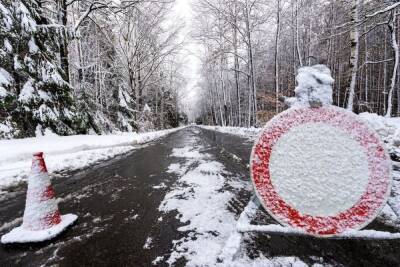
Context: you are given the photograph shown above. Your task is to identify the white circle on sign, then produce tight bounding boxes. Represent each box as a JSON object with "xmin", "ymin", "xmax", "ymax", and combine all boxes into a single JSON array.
[{"xmin": 269, "ymin": 122, "xmax": 370, "ymax": 217}]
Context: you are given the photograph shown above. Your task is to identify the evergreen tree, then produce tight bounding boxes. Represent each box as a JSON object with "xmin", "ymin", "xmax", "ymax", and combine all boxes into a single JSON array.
[
  {"xmin": 116, "ymin": 86, "xmax": 137, "ymax": 132},
  {"xmin": 0, "ymin": 0, "xmax": 88, "ymax": 138}
]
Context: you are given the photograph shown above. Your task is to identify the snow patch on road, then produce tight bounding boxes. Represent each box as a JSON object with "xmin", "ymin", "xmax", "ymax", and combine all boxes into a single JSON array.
[
  {"xmin": 143, "ymin": 236, "xmax": 153, "ymax": 249},
  {"xmin": 153, "ymin": 182, "xmax": 167, "ymax": 189},
  {"xmin": 167, "ymin": 163, "xmax": 183, "ymax": 174},
  {"xmin": 0, "ymin": 217, "xmax": 22, "ymax": 232},
  {"xmin": 159, "ymin": 145, "xmax": 237, "ymax": 265},
  {"xmin": 152, "ymin": 256, "xmax": 164, "ymax": 265},
  {"xmin": 159, "ymin": 140, "xmax": 309, "ymax": 266},
  {"xmin": 171, "ymin": 146, "xmax": 203, "ymax": 159},
  {"xmin": 231, "ymin": 255, "xmax": 309, "ymax": 267}
]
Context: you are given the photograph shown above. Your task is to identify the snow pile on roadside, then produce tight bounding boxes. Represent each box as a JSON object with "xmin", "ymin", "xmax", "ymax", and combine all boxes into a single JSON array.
[
  {"xmin": 354, "ymin": 114, "xmax": 400, "ymax": 228},
  {"xmin": 199, "ymin": 125, "xmax": 261, "ymax": 141},
  {"xmin": 0, "ymin": 127, "xmax": 182, "ymax": 192},
  {"xmin": 359, "ymin": 113, "xmax": 400, "ymax": 156}
]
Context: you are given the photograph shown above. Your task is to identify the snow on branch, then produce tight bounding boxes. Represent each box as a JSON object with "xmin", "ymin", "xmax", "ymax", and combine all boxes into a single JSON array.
[
  {"xmin": 333, "ymin": 2, "xmax": 399, "ymax": 30},
  {"xmin": 365, "ymin": 2, "xmax": 400, "ymax": 19},
  {"xmin": 73, "ymin": 1, "xmax": 113, "ymax": 33},
  {"xmin": 37, "ymin": 24, "xmax": 66, "ymax": 29},
  {"xmin": 358, "ymin": 58, "xmax": 394, "ymax": 71},
  {"xmin": 73, "ymin": 0, "xmax": 148, "ymax": 33}
]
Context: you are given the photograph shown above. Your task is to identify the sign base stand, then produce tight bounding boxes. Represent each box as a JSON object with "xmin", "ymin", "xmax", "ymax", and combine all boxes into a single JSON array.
[{"xmin": 218, "ymin": 195, "xmax": 400, "ymax": 263}]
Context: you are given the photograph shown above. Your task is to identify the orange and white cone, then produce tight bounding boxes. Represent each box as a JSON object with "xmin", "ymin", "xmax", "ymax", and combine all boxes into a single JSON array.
[{"xmin": 1, "ymin": 152, "xmax": 77, "ymax": 244}]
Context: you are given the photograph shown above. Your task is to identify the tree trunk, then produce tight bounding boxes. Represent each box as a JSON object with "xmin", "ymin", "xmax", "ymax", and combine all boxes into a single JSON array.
[
  {"xmin": 274, "ymin": 0, "xmax": 281, "ymax": 114},
  {"xmin": 347, "ymin": 0, "xmax": 362, "ymax": 111},
  {"xmin": 386, "ymin": 11, "xmax": 399, "ymax": 117},
  {"xmin": 383, "ymin": 30, "xmax": 388, "ymax": 113},
  {"xmin": 233, "ymin": 1, "xmax": 241, "ymax": 126},
  {"xmin": 245, "ymin": 0, "xmax": 256, "ymax": 126},
  {"xmin": 295, "ymin": 0, "xmax": 303, "ymax": 67},
  {"xmin": 57, "ymin": 0, "xmax": 69, "ymax": 82},
  {"xmin": 364, "ymin": 25, "xmax": 368, "ymax": 104},
  {"xmin": 161, "ymin": 90, "xmax": 164, "ymax": 128}
]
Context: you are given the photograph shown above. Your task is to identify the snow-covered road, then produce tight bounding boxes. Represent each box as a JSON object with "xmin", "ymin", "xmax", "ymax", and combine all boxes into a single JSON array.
[{"xmin": 1, "ymin": 127, "xmax": 400, "ymax": 266}]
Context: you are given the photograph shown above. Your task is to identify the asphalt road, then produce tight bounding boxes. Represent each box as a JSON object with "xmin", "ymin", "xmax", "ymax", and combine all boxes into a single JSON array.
[{"xmin": 0, "ymin": 127, "xmax": 400, "ymax": 266}]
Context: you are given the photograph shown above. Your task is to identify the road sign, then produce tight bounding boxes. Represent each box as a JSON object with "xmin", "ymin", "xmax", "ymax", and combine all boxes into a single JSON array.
[{"xmin": 250, "ymin": 106, "xmax": 392, "ymax": 237}]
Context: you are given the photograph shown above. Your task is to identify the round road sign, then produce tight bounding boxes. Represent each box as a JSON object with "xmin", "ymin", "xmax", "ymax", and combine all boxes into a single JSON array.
[{"xmin": 250, "ymin": 106, "xmax": 392, "ymax": 237}]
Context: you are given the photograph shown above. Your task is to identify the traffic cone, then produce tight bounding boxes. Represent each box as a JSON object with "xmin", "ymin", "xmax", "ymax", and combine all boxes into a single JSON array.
[{"xmin": 1, "ymin": 152, "xmax": 77, "ymax": 244}]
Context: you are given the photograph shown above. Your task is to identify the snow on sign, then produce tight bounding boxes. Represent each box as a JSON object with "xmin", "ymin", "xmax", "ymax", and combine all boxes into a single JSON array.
[{"xmin": 250, "ymin": 105, "xmax": 392, "ymax": 237}]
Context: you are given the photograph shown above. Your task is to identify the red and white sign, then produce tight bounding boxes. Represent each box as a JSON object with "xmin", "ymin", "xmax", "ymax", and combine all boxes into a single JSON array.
[{"xmin": 250, "ymin": 106, "xmax": 392, "ymax": 237}]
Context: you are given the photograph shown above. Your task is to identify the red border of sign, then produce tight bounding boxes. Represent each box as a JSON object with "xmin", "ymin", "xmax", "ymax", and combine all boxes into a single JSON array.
[{"xmin": 250, "ymin": 106, "xmax": 392, "ymax": 237}]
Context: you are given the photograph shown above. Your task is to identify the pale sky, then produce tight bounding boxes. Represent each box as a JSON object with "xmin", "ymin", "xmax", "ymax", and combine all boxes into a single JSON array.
[{"xmin": 171, "ymin": 0, "xmax": 202, "ymax": 121}]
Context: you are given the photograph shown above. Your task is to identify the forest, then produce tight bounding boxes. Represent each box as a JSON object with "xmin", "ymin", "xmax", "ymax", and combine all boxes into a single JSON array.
[
  {"xmin": 0, "ymin": 0, "xmax": 186, "ymax": 138},
  {"xmin": 193, "ymin": 0, "xmax": 400, "ymax": 127}
]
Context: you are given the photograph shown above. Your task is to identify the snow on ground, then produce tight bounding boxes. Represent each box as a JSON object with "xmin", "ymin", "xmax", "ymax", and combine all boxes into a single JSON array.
[
  {"xmin": 158, "ymin": 139, "xmax": 310, "ymax": 266},
  {"xmin": 354, "ymin": 113, "xmax": 400, "ymax": 227},
  {"xmin": 0, "ymin": 127, "xmax": 183, "ymax": 193},
  {"xmin": 360, "ymin": 113, "xmax": 400, "ymax": 156},
  {"xmin": 199, "ymin": 125, "xmax": 261, "ymax": 141},
  {"xmin": 1, "ymin": 214, "xmax": 77, "ymax": 244}
]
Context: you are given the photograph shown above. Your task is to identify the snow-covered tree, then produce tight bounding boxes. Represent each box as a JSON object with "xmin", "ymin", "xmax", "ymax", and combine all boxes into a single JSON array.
[
  {"xmin": 0, "ymin": 0, "xmax": 88, "ymax": 138},
  {"xmin": 65, "ymin": 0, "xmax": 184, "ymax": 133}
]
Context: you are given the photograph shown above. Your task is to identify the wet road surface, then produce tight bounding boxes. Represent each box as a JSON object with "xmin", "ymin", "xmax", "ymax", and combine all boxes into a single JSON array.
[{"xmin": 0, "ymin": 127, "xmax": 400, "ymax": 266}]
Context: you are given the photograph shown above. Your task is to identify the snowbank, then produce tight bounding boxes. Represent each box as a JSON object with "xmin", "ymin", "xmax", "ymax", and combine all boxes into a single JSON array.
[
  {"xmin": 0, "ymin": 127, "xmax": 183, "ymax": 192},
  {"xmin": 359, "ymin": 113, "xmax": 400, "ymax": 156},
  {"xmin": 199, "ymin": 125, "xmax": 261, "ymax": 141}
]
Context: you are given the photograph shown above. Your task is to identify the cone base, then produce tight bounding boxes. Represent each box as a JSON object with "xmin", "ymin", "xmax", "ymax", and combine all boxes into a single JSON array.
[{"xmin": 1, "ymin": 214, "xmax": 78, "ymax": 244}]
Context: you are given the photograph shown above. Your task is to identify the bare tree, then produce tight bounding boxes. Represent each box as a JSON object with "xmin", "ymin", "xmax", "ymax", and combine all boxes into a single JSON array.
[
  {"xmin": 386, "ymin": 10, "xmax": 399, "ymax": 117},
  {"xmin": 193, "ymin": 0, "xmax": 400, "ymax": 125}
]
